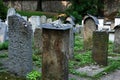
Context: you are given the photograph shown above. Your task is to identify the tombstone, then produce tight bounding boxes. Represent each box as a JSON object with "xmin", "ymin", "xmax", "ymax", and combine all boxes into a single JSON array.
[
  {"xmin": 83, "ymin": 15, "xmax": 98, "ymax": 50},
  {"xmin": 34, "ymin": 28, "xmax": 42, "ymax": 53},
  {"xmin": 113, "ymin": 25, "xmax": 120, "ymax": 53},
  {"xmin": 47, "ymin": 18, "xmax": 52, "ymax": 23},
  {"xmin": 0, "ymin": 22, "xmax": 7, "ymax": 43},
  {"xmin": 8, "ymin": 15, "xmax": 33, "ymax": 76},
  {"xmin": 92, "ymin": 31, "xmax": 108, "ymax": 66},
  {"xmin": 22, "ymin": 16, "xmax": 27, "ymax": 21},
  {"xmin": 6, "ymin": 8, "xmax": 16, "ymax": 25},
  {"xmin": 103, "ymin": 24, "xmax": 111, "ymax": 31},
  {"xmin": 40, "ymin": 15, "xmax": 47, "ymax": 24},
  {"xmin": 98, "ymin": 18, "xmax": 104, "ymax": 30},
  {"xmin": 114, "ymin": 17, "xmax": 120, "ymax": 27},
  {"xmin": 42, "ymin": 23, "xmax": 71, "ymax": 80},
  {"xmin": 28, "ymin": 16, "xmax": 41, "ymax": 32},
  {"xmin": 75, "ymin": 24, "xmax": 81, "ymax": 33}
]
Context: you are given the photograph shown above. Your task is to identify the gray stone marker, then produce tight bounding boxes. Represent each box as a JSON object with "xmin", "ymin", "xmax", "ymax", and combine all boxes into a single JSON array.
[
  {"xmin": 8, "ymin": 15, "xmax": 33, "ymax": 76},
  {"xmin": 83, "ymin": 15, "xmax": 98, "ymax": 50},
  {"xmin": 42, "ymin": 23, "xmax": 70, "ymax": 80},
  {"xmin": 40, "ymin": 15, "xmax": 47, "ymax": 24},
  {"xmin": 29, "ymin": 16, "xmax": 41, "ymax": 32},
  {"xmin": 0, "ymin": 22, "xmax": 7, "ymax": 43},
  {"xmin": 34, "ymin": 28, "xmax": 42, "ymax": 53},
  {"xmin": 6, "ymin": 8, "xmax": 16, "ymax": 25},
  {"xmin": 113, "ymin": 25, "xmax": 120, "ymax": 53},
  {"xmin": 47, "ymin": 18, "xmax": 52, "ymax": 23},
  {"xmin": 92, "ymin": 31, "xmax": 108, "ymax": 66}
]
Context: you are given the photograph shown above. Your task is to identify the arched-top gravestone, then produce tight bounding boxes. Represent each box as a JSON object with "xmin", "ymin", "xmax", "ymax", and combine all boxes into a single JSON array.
[
  {"xmin": 8, "ymin": 15, "xmax": 33, "ymax": 76},
  {"xmin": 83, "ymin": 14, "xmax": 98, "ymax": 50},
  {"xmin": 113, "ymin": 25, "xmax": 120, "ymax": 53}
]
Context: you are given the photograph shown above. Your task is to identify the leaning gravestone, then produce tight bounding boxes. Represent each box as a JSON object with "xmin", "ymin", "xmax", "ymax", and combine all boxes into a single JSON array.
[
  {"xmin": 29, "ymin": 16, "xmax": 41, "ymax": 32},
  {"xmin": 8, "ymin": 15, "xmax": 33, "ymax": 76},
  {"xmin": 42, "ymin": 23, "xmax": 71, "ymax": 80},
  {"xmin": 83, "ymin": 15, "xmax": 98, "ymax": 50},
  {"xmin": 92, "ymin": 31, "xmax": 108, "ymax": 66},
  {"xmin": 40, "ymin": 15, "xmax": 47, "ymax": 24},
  {"xmin": 0, "ymin": 21, "xmax": 7, "ymax": 43},
  {"xmin": 34, "ymin": 28, "xmax": 42, "ymax": 53},
  {"xmin": 113, "ymin": 25, "xmax": 120, "ymax": 53}
]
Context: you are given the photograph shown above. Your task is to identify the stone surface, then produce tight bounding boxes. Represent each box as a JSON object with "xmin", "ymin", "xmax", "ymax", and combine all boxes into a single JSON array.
[
  {"xmin": 76, "ymin": 65, "xmax": 105, "ymax": 76},
  {"xmin": 83, "ymin": 17, "xmax": 97, "ymax": 50},
  {"xmin": 6, "ymin": 8, "xmax": 16, "ymax": 25},
  {"xmin": 34, "ymin": 28, "xmax": 42, "ymax": 53},
  {"xmin": 8, "ymin": 15, "xmax": 33, "ymax": 76},
  {"xmin": 113, "ymin": 27, "xmax": 120, "ymax": 53},
  {"xmin": 92, "ymin": 31, "xmax": 109, "ymax": 66},
  {"xmin": 29, "ymin": 16, "xmax": 41, "ymax": 32},
  {"xmin": 47, "ymin": 18, "xmax": 52, "ymax": 23},
  {"xmin": 42, "ymin": 26, "xmax": 70, "ymax": 80},
  {"xmin": 40, "ymin": 15, "xmax": 47, "ymax": 24},
  {"xmin": 0, "ymin": 22, "xmax": 8, "ymax": 43}
]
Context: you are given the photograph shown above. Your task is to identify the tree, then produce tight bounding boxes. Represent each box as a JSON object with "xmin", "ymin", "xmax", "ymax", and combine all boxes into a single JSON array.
[
  {"xmin": 66, "ymin": 0, "xmax": 103, "ymax": 24},
  {"xmin": 0, "ymin": 0, "xmax": 7, "ymax": 20}
]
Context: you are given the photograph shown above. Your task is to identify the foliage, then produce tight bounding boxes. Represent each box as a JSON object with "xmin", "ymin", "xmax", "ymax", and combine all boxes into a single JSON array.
[
  {"xmin": 0, "ymin": 41, "xmax": 8, "ymax": 50},
  {"xmin": 0, "ymin": 0, "xmax": 7, "ymax": 20},
  {"xmin": 32, "ymin": 54, "xmax": 42, "ymax": 67},
  {"xmin": 74, "ymin": 34, "xmax": 84, "ymax": 51},
  {"xmin": 66, "ymin": 0, "xmax": 103, "ymax": 24},
  {"xmin": 0, "ymin": 53, "xmax": 8, "ymax": 58},
  {"xmin": 26, "ymin": 70, "xmax": 41, "ymax": 80}
]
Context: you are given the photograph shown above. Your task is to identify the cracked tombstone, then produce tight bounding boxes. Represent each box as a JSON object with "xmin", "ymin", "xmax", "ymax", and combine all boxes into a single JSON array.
[
  {"xmin": 8, "ymin": 15, "xmax": 33, "ymax": 76},
  {"xmin": 29, "ymin": 16, "xmax": 41, "ymax": 33},
  {"xmin": 113, "ymin": 25, "xmax": 120, "ymax": 53},
  {"xmin": 42, "ymin": 23, "xmax": 71, "ymax": 80},
  {"xmin": 83, "ymin": 15, "xmax": 98, "ymax": 50},
  {"xmin": 0, "ymin": 21, "xmax": 7, "ymax": 43},
  {"xmin": 92, "ymin": 31, "xmax": 109, "ymax": 66}
]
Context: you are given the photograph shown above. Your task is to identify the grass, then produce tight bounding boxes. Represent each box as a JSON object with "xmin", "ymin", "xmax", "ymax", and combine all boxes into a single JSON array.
[{"xmin": 17, "ymin": 10, "xmax": 60, "ymax": 20}]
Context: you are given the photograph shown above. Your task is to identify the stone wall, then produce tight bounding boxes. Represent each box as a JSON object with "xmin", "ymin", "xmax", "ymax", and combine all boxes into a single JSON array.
[{"xmin": 4, "ymin": 0, "xmax": 70, "ymax": 12}]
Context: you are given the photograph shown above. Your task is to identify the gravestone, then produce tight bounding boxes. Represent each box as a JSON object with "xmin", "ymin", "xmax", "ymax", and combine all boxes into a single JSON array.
[
  {"xmin": 6, "ymin": 8, "xmax": 16, "ymax": 25},
  {"xmin": 22, "ymin": 16, "xmax": 27, "ymax": 21},
  {"xmin": 92, "ymin": 31, "xmax": 108, "ymax": 66},
  {"xmin": 113, "ymin": 25, "xmax": 120, "ymax": 53},
  {"xmin": 98, "ymin": 18, "xmax": 104, "ymax": 30},
  {"xmin": 40, "ymin": 15, "xmax": 47, "ymax": 24},
  {"xmin": 29, "ymin": 16, "xmax": 41, "ymax": 32},
  {"xmin": 8, "ymin": 15, "xmax": 33, "ymax": 76},
  {"xmin": 83, "ymin": 15, "xmax": 98, "ymax": 50},
  {"xmin": 0, "ymin": 22, "xmax": 7, "ymax": 43},
  {"xmin": 42, "ymin": 23, "xmax": 70, "ymax": 80},
  {"xmin": 47, "ymin": 18, "xmax": 52, "ymax": 23},
  {"xmin": 114, "ymin": 17, "xmax": 120, "ymax": 27},
  {"xmin": 34, "ymin": 28, "xmax": 42, "ymax": 53}
]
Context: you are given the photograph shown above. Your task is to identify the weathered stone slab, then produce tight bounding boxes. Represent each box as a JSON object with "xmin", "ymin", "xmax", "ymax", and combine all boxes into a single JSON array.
[
  {"xmin": 113, "ymin": 25, "xmax": 120, "ymax": 53},
  {"xmin": 40, "ymin": 15, "xmax": 47, "ymax": 24},
  {"xmin": 92, "ymin": 31, "xmax": 108, "ymax": 66},
  {"xmin": 42, "ymin": 24, "xmax": 70, "ymax": 80},
  {"xmin": 34, "ymin": 28, "xmax": 42, "ymax": 53},
  {"xmin": 29, "ymin": 16, "xmax": 41, "ymax": 32},
  {"xmin": 0, "ymin": 22, "xmax": 7, "ymax": 43},
  {"xmin": 83, "ymin": 15, "xmax": 98, "ymax": 50},
  {"xmin": 8, "ymin": 15, "xmax": 33, "ymax": 76}
]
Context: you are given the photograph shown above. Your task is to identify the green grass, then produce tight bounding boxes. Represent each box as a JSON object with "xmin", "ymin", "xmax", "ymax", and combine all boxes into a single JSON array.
[
  {"xmin": 0, "ymin": 41, "xmax": 8, "ymax": 50},
  {"xmin": 17, "ymin": 10, "xmax": 59, "ymax": 19}
]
